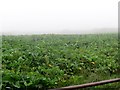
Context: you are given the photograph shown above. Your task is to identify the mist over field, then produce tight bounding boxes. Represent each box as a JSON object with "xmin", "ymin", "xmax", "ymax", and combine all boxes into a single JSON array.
[
  {"xmin": 59, "ymin": 28, "xmax": 118, "ymax": 34},
  {"xmin": 1, "ymin": 0, "xmax": 118, "ymax": 35},
  {"xmin": 2, "ymin": 28, "xmax": 118, "ymax": 35}
]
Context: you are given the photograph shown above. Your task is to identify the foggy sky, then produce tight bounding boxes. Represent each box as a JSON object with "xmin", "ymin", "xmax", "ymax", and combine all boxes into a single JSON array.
[{"xmin": 0, "ymin": 0, "xmax": 119, "ymax": 35}]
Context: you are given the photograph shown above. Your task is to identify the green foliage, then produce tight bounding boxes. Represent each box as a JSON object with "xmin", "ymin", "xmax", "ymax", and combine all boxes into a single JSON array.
[{"xmin": 2, "ymin": 34, "xmax": 120, "ymax": 89}]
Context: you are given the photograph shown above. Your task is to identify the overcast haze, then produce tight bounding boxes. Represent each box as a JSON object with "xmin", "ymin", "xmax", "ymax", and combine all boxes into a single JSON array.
[{"xmin": 0, "ymin": 0, "xmax": 119, "ymax": 35}]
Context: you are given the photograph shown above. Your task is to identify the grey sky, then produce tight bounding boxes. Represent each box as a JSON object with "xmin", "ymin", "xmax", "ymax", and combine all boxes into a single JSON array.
[{"xmin": 0, "ymin": 0, "xmax": 119, "ymax": 35}]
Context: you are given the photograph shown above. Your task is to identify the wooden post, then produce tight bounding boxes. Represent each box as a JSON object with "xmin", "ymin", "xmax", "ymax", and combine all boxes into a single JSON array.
[{"xmin": 49, "ymin": 78, "xmax": 120, "ymax": 90}]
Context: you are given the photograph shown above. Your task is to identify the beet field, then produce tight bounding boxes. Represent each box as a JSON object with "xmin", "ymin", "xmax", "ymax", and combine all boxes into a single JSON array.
[{"xmin": 2, "ymin": 33, "xmax": 120, "ymax": 89}]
